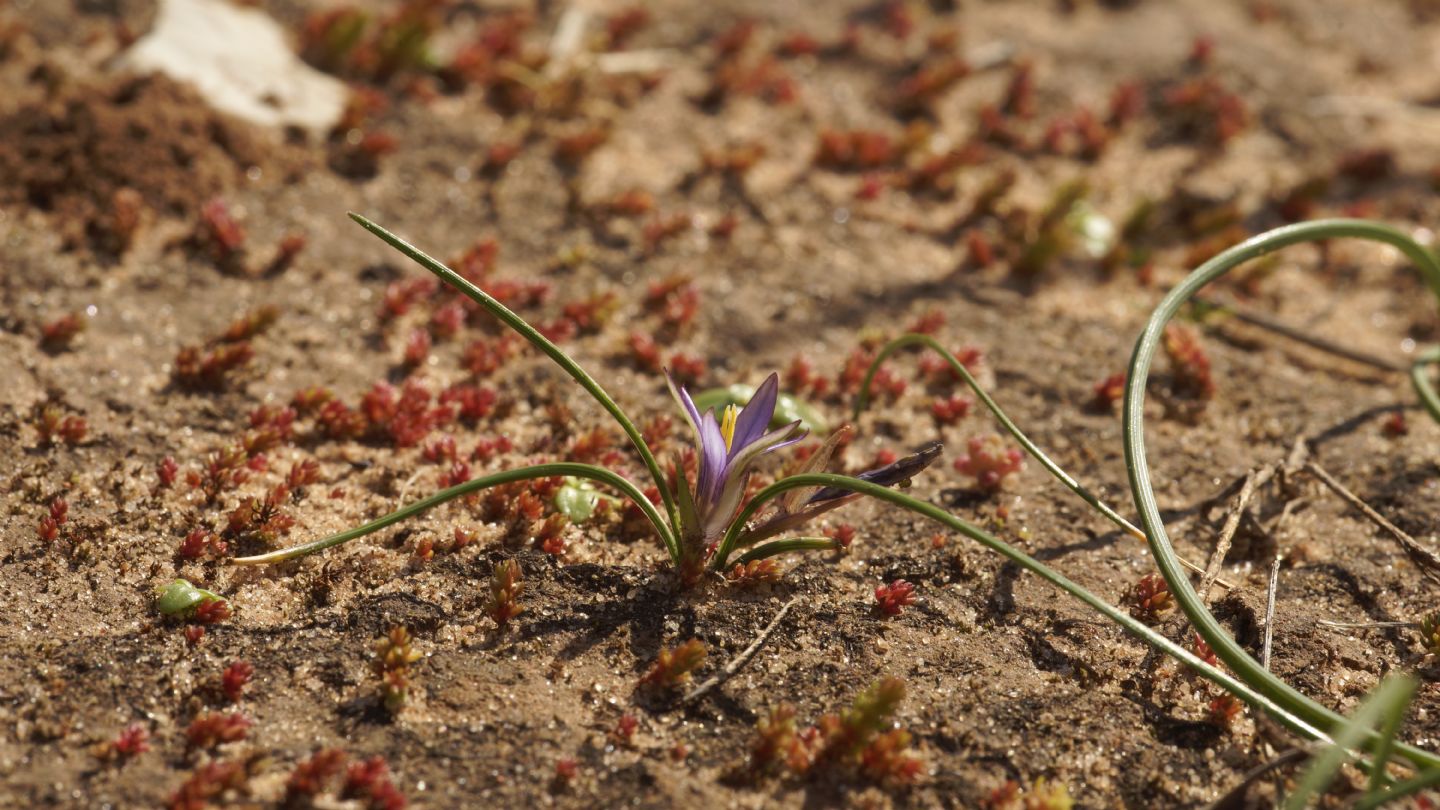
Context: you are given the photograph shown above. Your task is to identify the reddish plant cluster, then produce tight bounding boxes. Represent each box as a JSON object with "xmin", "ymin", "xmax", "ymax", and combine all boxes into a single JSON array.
[
  {"xmin": 824, "ymin": 523, "xmax": 857, "ymax": 550},
  {"xmin": 1162, "ymin": 324, "xmax": 1216, "ymax": 401},
  {"xmin": 154, "ymin": 456, "xmax": 180, "ymax": 491},
  {"xmin": 1128, "ymin": 573, "xmax": 1174, "ymax": 623},
  {"xmin": 373, "ymin": 626, "xmax": 423, "ymax": 712},
  {"xmin": 360, "ymin": 379, "xmax": 455, "ymax": 447},
  {"xmin": 40, "ymin": 312, "xmax": 85, "ymax": 349},
  {"xmin": 982, "ymin": 778, "xmax": 1073, "ymax": 809},
  {"xmin": 561, "ymin": 291, "xmax": 621, "ymax": 335},
  {"xmin": 185, "ymin": 711, "xmax": 252, "ymax": 750},
  {"xmin": 178, "ymin": 528, "xmax": 227, "ymax": 560},
  {"xmin": 193, "ymin": 598, "xmax": 232, "ymax": 625},
  {"xmin": 97, "ymin": 723, "xmax": 150, "ymax": 762},
  {"xmin": 610, "ymin": 713, "xmax": 639, "ymax": 747},
  {"xmin": 343, "ymin": 756, "xmax": 408, "ymax": 810},
  {"xmin": 283, "ymin": 748, "xmax": 348, "ymax": 806},
  {"xmin": 169, "ymin": 760, "xmax": 248, "ymax": 810},
  {"xmin": 484, "ymin": 559, "xmax": 524, "ymax": 629},
  {"xmin": 282, "ymin": 748, "xmax": 407, "ymax": 810},
  {"xmin": 639, "ymin": 639, "xmax": 708, "ymax": 688},
  {"xmin": 36, "ymin": 496, "xmax": 68, "ymax": 544},
  {"xmin": 952, "ymin": 434, "xmax": 1025, "ymax": 491},
  {"xmin": 553, "ymin": 757, "xmax": 580, "ymax": 788},
  {"xmin": 643, "ymin": 274, "xmax": 701, "ymax": 330},
  {"xmin": 917, "ymin": 345, "xmax": 984, "ymax": 385},
  {"xmin": 1208, "ymin": 693, "xmax": 1243, "ymax": 729},
  {"xmin": 1161, "ymin": 76, "xmax": 1248, "ymax": 146},
  {"xmin": 221, "ymin": 661, "xmax": 254, "ymax": 703},
  {"xmin": 554, "ymin": 125, "xmax": 609, "ymax": 166},
  {"xmin": 930, "ymin": 394, "xmax": 972, "ymax": 425},
  {"xmin": 1382, "ymin": 411, "xmax": 1408, "ymax": 438},
  {"xmin": 198, "ymin": 198, "xmax": 245, "ymax": 264},
  {"xmin": 750, "ymin": 677, "xmax": 921, "ymax": 786},
  {"xmin": 186, "ymin": 444, "xmax": 258, "ymax": 503},
  {"xmin": 33, "ymin": 402, "xmax": 87, "ymax": 447},
  {"xmin": 783, "ymin": 355, "xmax": 832, "ymax": 398},
  {"xmin": 874, "ymin": 579, "xmax": 917, "ymax": 616},
  {"xmin": 225, "ymin": 484, "xmax": 298, "ymax": 544},
  {"xmin": 814, "ymin": 129, "xmax": 897, "ymax": 171},
  {"xmin": 174, "ymin": 341, "xmax": 255, "ymax": 392},
  {"xmin": 1091, "ymin": 372, "xmax": 1126, "ymax": 411},
  {"xmin": 698, "ymin": 21, "xmax": 798, "ymax": 108},
  {"xmin": 894, "ymin": 54, "xmax": 970, "ymax": 115},
  {"xmin": 726, "ymin": 558, "xmax": 783, "ymax": 585}
]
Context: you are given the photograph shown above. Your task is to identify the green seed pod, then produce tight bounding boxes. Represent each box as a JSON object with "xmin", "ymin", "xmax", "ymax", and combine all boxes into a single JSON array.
[{"xmin": 156, "ymin": 579, "xmax": 206, "ymax": 615}]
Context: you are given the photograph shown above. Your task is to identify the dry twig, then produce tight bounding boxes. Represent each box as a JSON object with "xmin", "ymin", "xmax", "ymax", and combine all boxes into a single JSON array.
[{"xmin": 682, "ymin": 598, "xmax": 797, "ymax": 706}]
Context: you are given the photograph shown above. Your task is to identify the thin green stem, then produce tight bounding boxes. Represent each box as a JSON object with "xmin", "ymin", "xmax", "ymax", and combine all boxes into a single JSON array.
[
  {"xmin": 1367, "ymin": 677, "xmax": 1417, "ymax": 795},
  {"xmin": 1124, "ymin": 218, "xmax": 1440, "ymax": 772},
  {"xmin": 1284, "ymin": 675, "xmax": 1417, "ymax": 810},
  {"xmin": 348, "ymin": 213, "xmax": 682, "ymax": 546},
  {"xmin": 231, "ymin": 462, "xmax": 676, "ymax": 566},
  {"xmin": 1411, "ymin": 346, "xmax": 1440, "ymax": 424},
  {"xmin": 724, "ymin": 472, "xmax": 1333, "ymax": 746},
  {"xmin": 731, "ymin": 537, "xmax": 838, "ymax": 566},
  {"xmin": 855, "ymin": 333, "xmax": 1146, "ymax": 542},
  {"xmin": 1354, "ymin": 765, "xmax": 1440, "ymax": 809}
]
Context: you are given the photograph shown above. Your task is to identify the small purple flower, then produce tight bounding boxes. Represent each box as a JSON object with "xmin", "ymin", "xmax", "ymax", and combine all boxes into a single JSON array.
[{"xmin": 668, "ymin": 371, "xmax": 805, "ymax": 545}]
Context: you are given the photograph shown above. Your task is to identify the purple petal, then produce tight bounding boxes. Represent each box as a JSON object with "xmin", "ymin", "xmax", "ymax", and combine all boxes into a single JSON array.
[
  {"xmin": 695, "ymin": 409, "xmax": 730, "ymax": 506},
  {"xmin": 730, "ymin": 373, "xmax": 780, "ymax": 457},
  {"xmin": 700, "ymin": 420, "xmax": 806, "ymax": 540},
  {"xmin": 665, "ymin": 369, "xmax": 703, "ymax": 436},
  {"xmin": 727, "ymin": 420, "xmax": 806, "ymax": 482}
]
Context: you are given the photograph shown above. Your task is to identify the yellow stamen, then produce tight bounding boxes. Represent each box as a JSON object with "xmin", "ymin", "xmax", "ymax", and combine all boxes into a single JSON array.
[{"xmin": 720, "ymin": 404, "xmax": 739, "ymax": 451}]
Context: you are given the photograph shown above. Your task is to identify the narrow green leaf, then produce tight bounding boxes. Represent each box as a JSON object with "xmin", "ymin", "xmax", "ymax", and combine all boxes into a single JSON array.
[{"xmin": 1284, "ymin": 675, "xmax": 1417, "ymax": 810}]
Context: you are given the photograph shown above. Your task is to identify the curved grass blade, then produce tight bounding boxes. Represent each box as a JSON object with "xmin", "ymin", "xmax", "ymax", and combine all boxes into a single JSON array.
[
  {"xmin": 1124, "ymin": 219, "xmax": 1440, "ymax": 772},
  {"xmin": 231, "ymin": 462, "xmax": 676, "ymax": 566},
  {"xmin": 348, "ymin": 213, "xmax": 681, "ymax": 553}
]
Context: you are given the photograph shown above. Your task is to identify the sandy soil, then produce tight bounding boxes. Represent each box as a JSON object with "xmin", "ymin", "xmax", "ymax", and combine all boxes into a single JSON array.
[{"xmin": 2, "ymin": 0, "xmax": 1440, "ymax": 807}]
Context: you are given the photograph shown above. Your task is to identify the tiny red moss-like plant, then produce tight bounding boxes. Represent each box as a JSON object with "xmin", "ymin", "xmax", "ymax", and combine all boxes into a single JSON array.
[
  {"xmin": 96, "ymin": 723, "xmax": 150, "ymax": 762},
  {"xmin": 34, "ymin": 403, "xmax": 87, "ymax": 447},
  {"xmin": 174, "ymin": 342, "xmax": 254, "ymax": 391},
  {"xmin": 727, "ymin": 558, "xmax": 783, "ymax": 585},
  {"xmin": 373, "ymin": 626, "xmax": 422, "ymax": 712},
  {"xmin": 283, "ymin": 748, "xmax": 348, "ymax": 806},
  {"xmin": 750, "ymin": 677, "xmax": 922, "ymax": 785},
  {"xmin": 639, "ymin": 639, "xmax": 707, "ymax": 688},
  {"xmin": 37, "ymin": 496, "xmax": 68, "ymax": 544},
  {"xmin": 341, "ymin": 755, "xmax": 407, "ymax": 810},
  {"xmin": 1091, "ymin": 372, "xmax": 1126, "ymax": 411},
  {"xmin": 221, "ymin": 661, "xmax": 254, "ymax": 703},
  {"xmin": 1162, "ymin": 324, "xmax": 1216, "ymax": 401},
  {"xmin": 484, "ymin": 559, "xmax": 524, "ymax": 629},
  {"xmin": 40, "ymin": 312, "xmax": 85, "ymax": 349},
  {"xmin": 874, "ymin": 579, "xmax": 917, "ymax": 616},
  {"xmin": 1128, "ymin": 573, "xmax": 1174, "ymax": 623},
  {"xmin": 169, "ymin": 760, "xmax": 248, "ymax": 810},
  {"xmin": 953, "ymin": 434, "xmax": 1025, "ymax": 491},
  {"xmin": 931, "ymin": 394, "xmax": 972, "ymax": 425},
  {"xmin": 185, "ymin": 711, "xmax": 252, "ymax": 750},
  {"xmin": 749, "ymin": 704, "xmax": 803, "ymax": 775},
  {"xmin": 982, "ymin": 778, "xmax": 1073, "ymax": 810}
]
